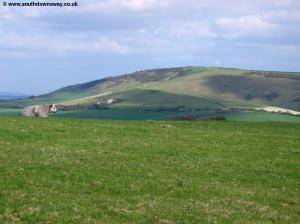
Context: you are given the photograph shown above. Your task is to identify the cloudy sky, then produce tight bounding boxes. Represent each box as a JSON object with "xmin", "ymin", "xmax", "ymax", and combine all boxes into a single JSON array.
[{"xmin": 1, "ymin": 0, "xmax": 300, "ymax": 94}]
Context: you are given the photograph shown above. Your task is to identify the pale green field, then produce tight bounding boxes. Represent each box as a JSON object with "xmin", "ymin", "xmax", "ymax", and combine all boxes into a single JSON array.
[
  {"xmin": 225, "ymin": 111, "xmax": 300, "ymax": 123},
  {"xmin": 2, "ymin": 107, "xmax": 300, "ymax": 123},
  {"xmin": 0, "ymin": 108, "xmax": 19, "ymax": 116}
]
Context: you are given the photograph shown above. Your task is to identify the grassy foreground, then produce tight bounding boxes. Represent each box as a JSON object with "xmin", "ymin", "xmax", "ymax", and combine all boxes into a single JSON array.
[{"xmin": 0, "ymin": 117, "xmax": 299, "ymax": 223}]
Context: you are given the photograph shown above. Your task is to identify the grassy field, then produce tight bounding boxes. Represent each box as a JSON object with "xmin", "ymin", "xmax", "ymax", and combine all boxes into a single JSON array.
[
  {"xmin": 0, "ymin": 108, "xmax": 19, "ymax": 116},
  {"xmin": 0, "ymin": 117, "xmax": 299, "ymax": 223},
  {"xmin": 2, "ymin": 107, "xmax": 300, "ymax": 123},
  {"xmin": 51, "ymin": 108, "xmax": 188, "ymax": 120},
  {"xmin": 50, "ymin": 107, "xmax": 216, "ymax": 121},
  {"xmin": 53, "ymin": 109, "xmax": 300, "ymax": 123},
  {"xmin": 225, "ymin": 111, "xmax": 300, "ymax": 123}
]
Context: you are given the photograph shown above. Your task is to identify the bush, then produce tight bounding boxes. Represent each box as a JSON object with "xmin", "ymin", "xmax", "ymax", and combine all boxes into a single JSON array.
[
  {"xmin": 208, "ymin": 116, "xmax": 226, "ymax": 121},
  {"xmin": 173, "ymin": 115, "xmax": 197, "ymax": 121}
]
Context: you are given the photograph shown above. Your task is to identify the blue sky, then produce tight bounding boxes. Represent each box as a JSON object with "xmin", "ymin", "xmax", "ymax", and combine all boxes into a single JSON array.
[{"xmin": 1, "ymin": 0, "xmax": 300, "ymax": 94}]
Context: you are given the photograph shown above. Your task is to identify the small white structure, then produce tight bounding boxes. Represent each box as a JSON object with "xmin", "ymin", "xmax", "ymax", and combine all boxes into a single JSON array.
[{"xmin": 107, "ymin": 99, "xmax": 115, "ymax": 104}]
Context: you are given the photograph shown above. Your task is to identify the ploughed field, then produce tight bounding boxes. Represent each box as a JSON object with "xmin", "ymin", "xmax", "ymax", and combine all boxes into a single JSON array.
[{"xmin": 0, "ymin": 116, "xmax": 299, "ymax": 223}]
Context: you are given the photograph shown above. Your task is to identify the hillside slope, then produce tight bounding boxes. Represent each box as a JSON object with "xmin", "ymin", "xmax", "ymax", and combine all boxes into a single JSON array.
[{"xmin": 1, "ymin": 67, "xmax": 300, "ymax": 118}]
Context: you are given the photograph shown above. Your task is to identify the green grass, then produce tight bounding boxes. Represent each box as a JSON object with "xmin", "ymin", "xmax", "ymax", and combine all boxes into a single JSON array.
[
  {"xmin": 226, "ymin": 111, "xmax": 300, "ymax": 123},
  {"xmin": 2, "ymin": 107, "xmax": 300, "ymax": 123},
  {"xmin": 52, "ymin": 108, "xmax": 300, "ymax": 123},
  {"xmin": 109, "ymin": 89, "xmax": 222, "ymax": 109},
  {"xmin": 0, "ymin": 108, "xmax": 19, "ymax": 116},
  {"xmin": 51, "ymin": 108, "xmax": 182, "ymax": 120},
  {"xmin": 50, "ymin": 108, "xmax": 211, "ymax": 120},
  {"xmin": 0, "ymin": 117, "xmax": 299, "ymax": 223}
]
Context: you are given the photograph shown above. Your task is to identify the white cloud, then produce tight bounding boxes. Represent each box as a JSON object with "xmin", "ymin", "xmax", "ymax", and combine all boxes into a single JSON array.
[
  {"xmin": 0, "ymin": 32, "xmax": 132, "ymax": 54},
  {"xmin": 216, "ymin": 15, "xmax": 279, "ymax": 38},
  {"xmin": 168, "ymin": 21, "xmax": 217, "ymax": 38},
  {"xmin": 235, "ymin": 42, "xmax": 300, "ymax": 53},
  {"xmin": 0, "ymin": 6, "xmax": 14, "ymax": 20},
  {"xmin": 1, "ymin": 0, "xmax": 299, "ymax": 66},
  {"xmin": 263, "ymin": 10, "xmax": 300, "ymax": 22},
  {"xmin": 0, "ymin": 12, "xmax": 13, "ymax": 20},
  {"xmin": 84, "ymin": 0, "xmax": 168, "ymax": 12},
  {"xmin": 74, "ymin": 37, "xmax": 131, "ymax": 54}
]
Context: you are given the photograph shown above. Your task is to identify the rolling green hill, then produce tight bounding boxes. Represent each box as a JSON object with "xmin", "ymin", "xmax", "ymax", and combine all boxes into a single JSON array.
[{"xmin": 1, "ymin": 66, "xmax": 299, "ymax": 121}]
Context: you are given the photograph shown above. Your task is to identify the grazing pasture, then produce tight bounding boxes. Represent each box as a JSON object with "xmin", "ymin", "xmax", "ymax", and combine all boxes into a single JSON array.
[{"xmin": 0, "ymin": 117, "xmax": 299, "ymax": 223}]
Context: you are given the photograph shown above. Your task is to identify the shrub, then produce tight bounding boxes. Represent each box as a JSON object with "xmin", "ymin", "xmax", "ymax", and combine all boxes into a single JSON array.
[
  {"xmin": 208, "ymin": 116, "xmax": 226, "ymax": 121},
  {"xmin": 173, "ymin": 115, "xmax": 197, "ymax": 121}
]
